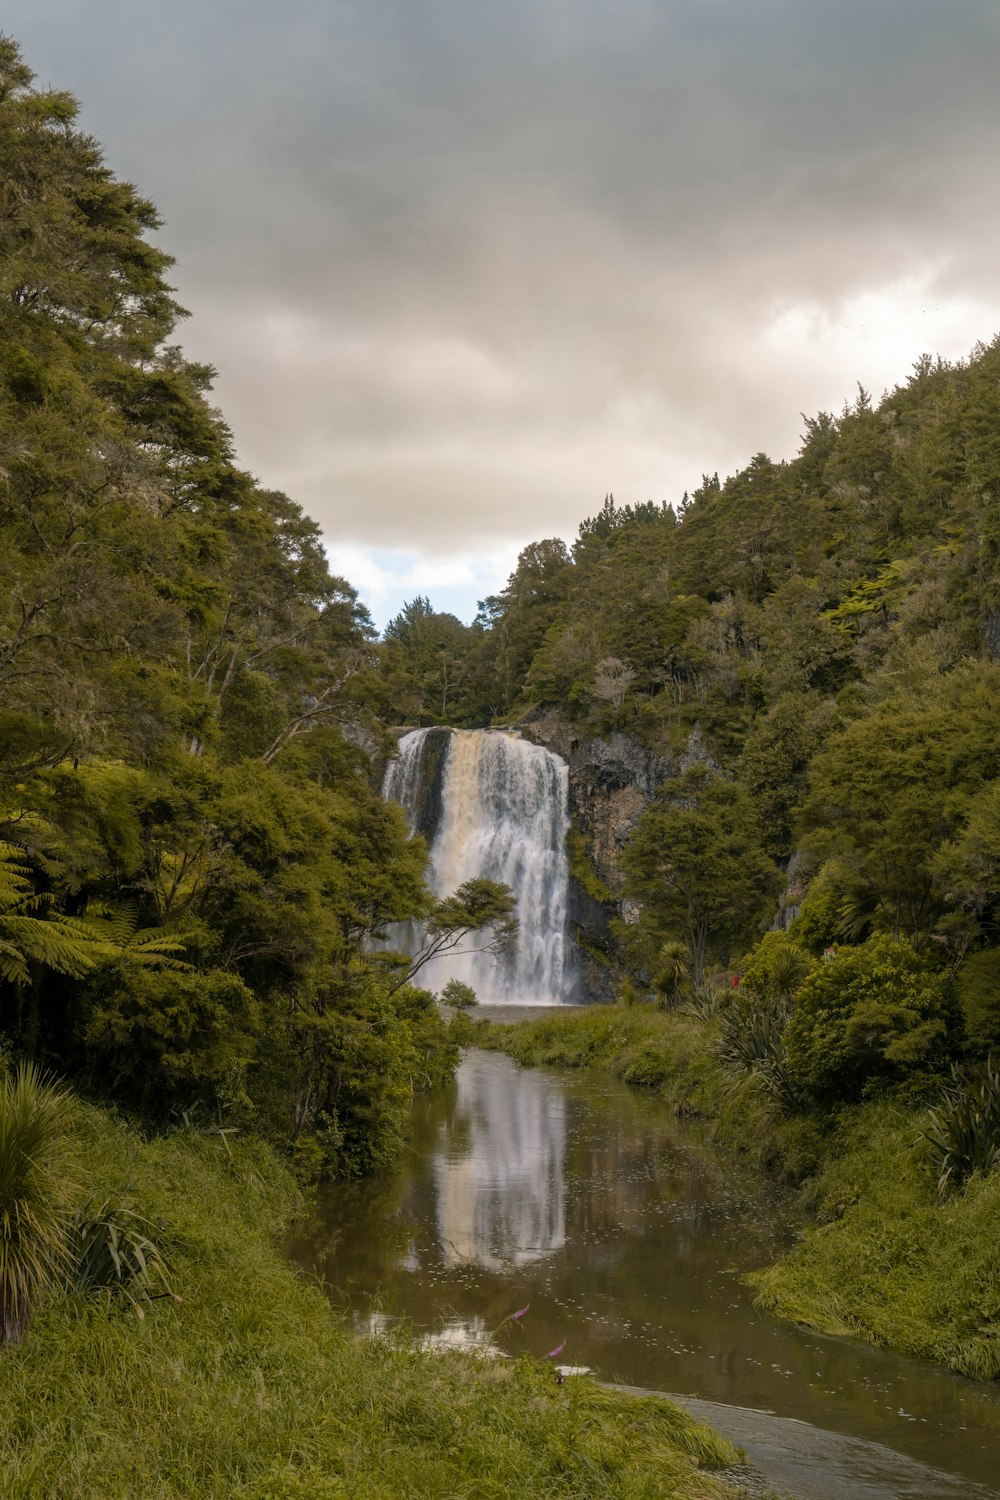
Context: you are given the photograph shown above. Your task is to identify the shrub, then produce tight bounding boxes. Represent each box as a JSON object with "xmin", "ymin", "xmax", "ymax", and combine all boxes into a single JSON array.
[
  {"xmin": 954, "ymin": 947, "xmax": 1000, "ymax": 1055},
  {"xmin": 73, "ymin": 965, "xmax": 262, "ymax": 1114},
  {"xmin": 785, "ymin": 935, "xmax": 958, "ymax": 1103},
  {"xmin": 739, "ymin": 931, "xmax": 814, "ymax": 1000},
  {"xmin": 440, "ymin": 979, "xmax": 477, "ymax": 1010}
]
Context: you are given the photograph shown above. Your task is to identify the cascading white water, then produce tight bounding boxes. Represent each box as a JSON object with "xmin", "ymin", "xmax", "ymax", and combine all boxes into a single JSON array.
[{"xmin": 383, "ymin": 728, "xmax": 575, "ymax": 1004}]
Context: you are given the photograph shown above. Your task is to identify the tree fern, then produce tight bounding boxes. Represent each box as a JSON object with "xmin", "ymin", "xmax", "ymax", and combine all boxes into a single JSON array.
[
  {"xmin": 80, "ymin": 901, "xmax": 188, "ymax": 969},
  {"xmin": 0, "ymin": 847, "xmax": 186, "ymax": 984},
  {"xmin": 0, "ymin": 844, "xmax": 107, "ymax": 984}
]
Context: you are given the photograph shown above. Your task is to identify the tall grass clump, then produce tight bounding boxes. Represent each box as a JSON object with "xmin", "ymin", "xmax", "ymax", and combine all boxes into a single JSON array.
[
  {"xmin": 716, "ymin": 997, "xmax": 803, "ymax": 1111},
  {"xmin": 921, "ymin": 1057, "xmax": 1000, "ymax": 1198},
  {"xmin": 715, "ymin": 934, "xmax": 812, "ymax": 1112},
  {"xmin": 0, "ymin": 1063, "xmax": 74, "ymax": 1344},
  {"xmin": 70, "ymin": 1199, "xmax": 175, "ymax": 1312}
]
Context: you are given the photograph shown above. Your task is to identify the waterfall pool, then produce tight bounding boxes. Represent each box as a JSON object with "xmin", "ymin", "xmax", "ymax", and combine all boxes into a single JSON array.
[{"xmin": 288, "ymin": 1048, "xmax": 1000, "ymax": 1499}]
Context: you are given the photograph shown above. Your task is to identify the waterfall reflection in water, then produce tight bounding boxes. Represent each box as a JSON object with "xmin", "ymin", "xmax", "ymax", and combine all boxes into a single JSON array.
[
  {"xmin": 288, "ymin": 1051, "xmax": 1000, "ymax": 1500},
  {"xmin": 433, "ymin": 1054, "xmax": 566, "ymax": 1269}
]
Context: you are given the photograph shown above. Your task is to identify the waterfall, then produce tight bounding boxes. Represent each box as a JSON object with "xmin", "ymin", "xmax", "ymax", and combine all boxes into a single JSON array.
[{"xmin": 383, "ymin": 728, "xmax": 576, "ymax": 1004}]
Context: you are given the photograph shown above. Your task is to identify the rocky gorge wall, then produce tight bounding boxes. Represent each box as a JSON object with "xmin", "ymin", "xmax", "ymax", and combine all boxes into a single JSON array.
[{"xmin": 518, "ymin": 712, "xmax": 717, "ymax": 1000}]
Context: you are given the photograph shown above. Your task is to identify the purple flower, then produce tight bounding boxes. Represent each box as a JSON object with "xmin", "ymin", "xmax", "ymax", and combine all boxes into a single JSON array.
[
  {"xmin": 512, "ymin": 1306, "xmax": 529, "ymax": 1321},
  {"xmin": 546, "ymin": 1342, "xmax": 566, "ymax": 1360}
]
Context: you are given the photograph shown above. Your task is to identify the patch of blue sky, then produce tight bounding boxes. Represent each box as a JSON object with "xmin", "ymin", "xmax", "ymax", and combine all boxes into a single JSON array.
[{"xmin": 321, "ymin": 540, "xmax": 524, "ymax": 635}]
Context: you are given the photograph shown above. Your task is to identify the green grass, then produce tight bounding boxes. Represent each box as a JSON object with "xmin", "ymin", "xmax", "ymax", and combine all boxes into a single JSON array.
[
  {"xmin": 475, "ymin": 1003, "xmax": 728, "ymax": 1113},
  {"xmin": 750, "ymin": 1101, "xmax": 1000, "ymax": 1381},
  {"xmin": 0, "ymin": 1099, "xmax": 747, "ymax": 1498}
]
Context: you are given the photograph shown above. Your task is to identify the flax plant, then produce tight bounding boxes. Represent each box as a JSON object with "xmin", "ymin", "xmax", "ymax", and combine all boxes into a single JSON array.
[{"xmin": 0, "ymin": 1063, "xmax": 74, "ymax": 1344}]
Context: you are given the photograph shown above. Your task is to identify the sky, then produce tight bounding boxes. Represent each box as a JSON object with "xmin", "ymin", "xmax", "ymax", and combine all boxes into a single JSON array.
[{"xmin": 7, "ymin": 1, "xmax": 1000, "ymax": 628}]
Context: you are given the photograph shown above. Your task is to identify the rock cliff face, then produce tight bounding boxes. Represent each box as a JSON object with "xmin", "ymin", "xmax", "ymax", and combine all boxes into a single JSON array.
[
  {"xmin": 519, "ymin": 711, "xmax": 714, "ymax": 998},
  {"xmin": 521, "ymin": 716, "xmax": 665, "ymax": 888}
]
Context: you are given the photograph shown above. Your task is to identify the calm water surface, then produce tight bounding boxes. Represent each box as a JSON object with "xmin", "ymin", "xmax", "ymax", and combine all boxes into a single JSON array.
[{"xmin": 288, "ymin": 1048, "xmax": 1000, "ymax": 1499}]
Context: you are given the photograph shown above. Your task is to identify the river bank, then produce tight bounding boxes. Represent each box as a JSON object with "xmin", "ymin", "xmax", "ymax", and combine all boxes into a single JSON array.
[
  {"xmin": 473, "ymin": 1004, "xmax": 1000, "ymax": 1383},
  {"xmin": 0, "ymin": 1095, "xmax": 763, "ymax": 1499}
]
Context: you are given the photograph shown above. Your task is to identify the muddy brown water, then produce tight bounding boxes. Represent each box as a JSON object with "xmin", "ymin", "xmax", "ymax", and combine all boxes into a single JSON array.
[{"xmin": 287, "ymin": 1045, "xmax": 1000, "ymax": 1499}]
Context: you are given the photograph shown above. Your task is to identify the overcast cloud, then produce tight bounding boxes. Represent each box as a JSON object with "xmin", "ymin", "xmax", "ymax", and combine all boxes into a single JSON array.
[{"xmin": 7, "ymin": 1, "xmax": 1000, "ymax": 624}]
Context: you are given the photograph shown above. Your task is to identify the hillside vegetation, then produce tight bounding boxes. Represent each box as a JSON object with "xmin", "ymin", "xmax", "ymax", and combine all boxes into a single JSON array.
[
  {"xmin": 0, "ymin": 36, "xmax": 484, "ymax": 1178},
  {"xmin": 386, "ymin": 233, "xmax": 1000, "ymax": 1211}
]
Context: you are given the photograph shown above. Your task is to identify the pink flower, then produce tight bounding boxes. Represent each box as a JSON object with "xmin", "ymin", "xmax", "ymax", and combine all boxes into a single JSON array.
[
  {"xmin": 546, "ymin": 1342, "xmax": 565, "ymax": 1360},
  {"xmin": 512, "ymin": 1306, "xmax": 529, "ymax": 1321}
]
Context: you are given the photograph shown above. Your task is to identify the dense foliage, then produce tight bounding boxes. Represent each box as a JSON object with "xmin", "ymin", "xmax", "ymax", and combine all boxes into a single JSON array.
[{"xmin": 0, "ymin": 38, "xmax": 472, "ymax": 1176}]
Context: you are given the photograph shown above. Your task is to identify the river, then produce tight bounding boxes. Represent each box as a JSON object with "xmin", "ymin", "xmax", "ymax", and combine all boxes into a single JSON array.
[{"xmin": 288, "ymin": 1047, "xmax": 1000, "ymax": 1499}]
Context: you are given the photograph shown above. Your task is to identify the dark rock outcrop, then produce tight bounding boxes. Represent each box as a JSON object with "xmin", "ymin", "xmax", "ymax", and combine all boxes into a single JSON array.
[{"xmin": 519, "ymin": 712, "xmax": 706, "ymax": 998}]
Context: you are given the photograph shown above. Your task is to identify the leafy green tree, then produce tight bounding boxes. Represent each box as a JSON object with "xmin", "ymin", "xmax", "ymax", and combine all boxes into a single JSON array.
[
  {"xmin": 785, "ymin": 935, "xmax": 957, "ymax": 1102},
  {"xmin": 399, "ymin": 878, "xmax": 517, "ymax": 990},
  {"xmin": 622, "ymin": 768, "xmax": 781, "ymax": 985},
  {"xmin": 382, "ymin": 597, "xmax": 477, "ymax": 724},
  {"xmin": 738, "ymin": 693, "xmax": 835, "ymax": 860},
  {"xmin": 440, "ymin": 979, "xmax": 478, "ymax": 1009},
  {"xmin": 475, "ymin": 540, "xmax": 573, "ymax": 714},
  {"xmin": 934, "ymin": 780, "xmax": 1000, "ymax": 944},
  {"xmin": 952, "ymin": 947, "xmax": 1000, "ymax": 1056},
  {"xmin": 801, "ymin": 665, "xmax": 1000, "ymax": 945}
]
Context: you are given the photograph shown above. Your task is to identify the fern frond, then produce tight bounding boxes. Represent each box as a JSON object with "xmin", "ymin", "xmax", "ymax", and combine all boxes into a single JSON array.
[
  {"xmin": 0, "ymin": 915, "xmax": 106, "ymax": 980},
  {"xmin": 79, "ymin": 900, "xmax": 140, "ymax": 947},
  {"xmin": 0, "ymin": 844, "xmax": 33, "ymax": 913},
  {"xmin": 0, "ymin": 941, "xmax": 30, "ymax": 987}
]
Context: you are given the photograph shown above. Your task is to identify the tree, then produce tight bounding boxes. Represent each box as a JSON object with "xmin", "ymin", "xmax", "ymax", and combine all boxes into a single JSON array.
[
  {"xmin": 382, "ymin": 597, "xmax": 475, "ymax": 723},
  {"xmin": 622, "ymin": 768, "xmax": 781, "ymax": 985},
  {"xmin": 0, "ymin": 844, "xmax": 106, "ymax": 989},
  {"xmin": 652, "ymin": 939, "xmax": 689, "ymax": 1009},
  {"xmin": 592, "ymin": 657, "xmax": 636, "ymax": 713},
  {"xmin": 801, "ymin": 665, "xmax": 1000, "ymax": 946},
  {"xmin": 440, "ymin": 979, "xmax": 478, "ymax": 1009},
  {"xmin": 475, "ymin": 540, "xmax": 573, "ymax": 713},
  {"xmin": 397, "ymin": 879, "xmax": 517, "ymax": 990},
  {"xmin": 738, "ymin": 693, "xmax": 835, "ymax": 860},
  {"xmin": 934, "ymin": 780, "xmax": 1000, "ymax": 943},
  {"xmin": 785, "ymin": 935, "xmax": 957, "ymax": 1102}
]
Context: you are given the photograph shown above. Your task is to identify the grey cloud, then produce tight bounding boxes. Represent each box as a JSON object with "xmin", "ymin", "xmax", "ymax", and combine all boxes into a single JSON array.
[{"xmin": 7, "ymin": 1, "xmax": 1000, "ymax": 554}]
